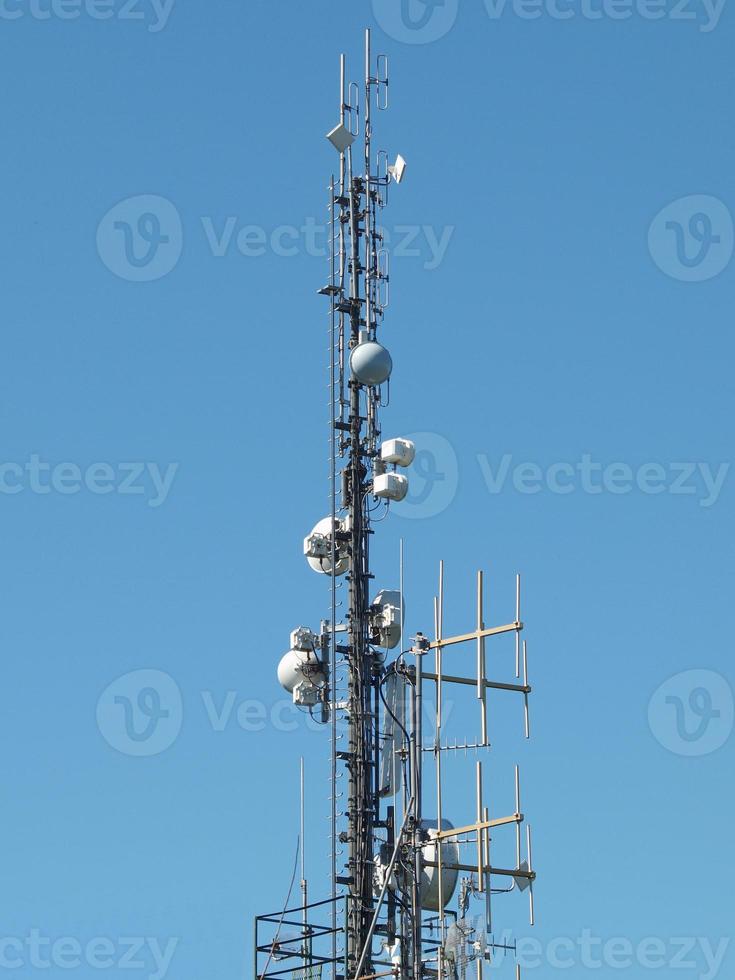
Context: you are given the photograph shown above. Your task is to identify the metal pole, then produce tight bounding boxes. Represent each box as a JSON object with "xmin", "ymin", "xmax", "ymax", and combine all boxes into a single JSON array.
[
  {"xmin": 434, "ymin": 560, "xmax": 445, "ymax": 970},
  {"xmin": 354, "ymin": 798, "xmax": 414, "ymax": 980},
  {"xmin": 364, "ymin": 28, "xmax": 372, "ymax": 337},
  {"xmin": 515, "ymin": 765, "xmax": 521, "ymax": 869},
  {"xmin": 515, "ymin": 575, "xmax": 521, "ymax": 678},
  {"xmin": 476, "ymin": 762, "xmax": 483, "ymax": 889},
  {"xmin": 329, "ymin": 170, "xmax": 339, "ymax": 980},
  {"xmin": 300, "ymin": 757, "xmax": 311, "ymax": 963},
  {"xmin": 344, "ymin": 47, "xmax": 377, "ymax": 974},
  {"xmin": 477, "ymin": 571, "xmax": 488, "ymax": 745},
  {"xmin": 412, "ymin": 637, "xmax": 424, "ymax": 980}
]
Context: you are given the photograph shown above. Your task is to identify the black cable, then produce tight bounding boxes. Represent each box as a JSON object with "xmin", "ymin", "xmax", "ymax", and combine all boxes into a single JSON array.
[
  {"xmin": 378, "ymin": 670, "xmax": 410, "ymax": 747},
  {"xmin": 259, "ymin": 837, "xmax": 300, "ymax": 978}
]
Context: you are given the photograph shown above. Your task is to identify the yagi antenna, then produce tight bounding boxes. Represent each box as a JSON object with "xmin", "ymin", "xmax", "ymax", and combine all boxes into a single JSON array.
[{"xmin": 255, "ymin": 27, "xmax": 539, "ymax": 980}]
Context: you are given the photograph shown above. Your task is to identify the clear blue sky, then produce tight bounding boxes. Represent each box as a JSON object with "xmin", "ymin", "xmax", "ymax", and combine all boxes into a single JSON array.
[{"xmin": 1, "ymin": 2, "xmax": 733, "ymax": 980}]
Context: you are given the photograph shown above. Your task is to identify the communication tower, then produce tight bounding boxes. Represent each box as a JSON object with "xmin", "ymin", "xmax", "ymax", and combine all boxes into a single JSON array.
[{"xmin": 256, "ymin": 30, "xmax": 537, "ymax": 980}]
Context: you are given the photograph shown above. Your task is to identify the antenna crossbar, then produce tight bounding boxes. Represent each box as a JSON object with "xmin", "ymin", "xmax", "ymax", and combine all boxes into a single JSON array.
[
  {"xmin": 432, "ymin": 815, "xmax": 524, "ymax": 840},
  {"xmin": 429, "ymin": 622, "xmax": 523, "ymax": 650},
  {"xmin": 423, "ymin": 673, "xmax": 531, "ymax": 695}
]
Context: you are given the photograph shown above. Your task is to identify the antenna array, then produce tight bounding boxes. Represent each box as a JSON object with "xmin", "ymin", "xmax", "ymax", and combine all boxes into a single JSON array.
[{"xmin": 255, "ymin": 29, "xmax": 537, "ymax": 980}]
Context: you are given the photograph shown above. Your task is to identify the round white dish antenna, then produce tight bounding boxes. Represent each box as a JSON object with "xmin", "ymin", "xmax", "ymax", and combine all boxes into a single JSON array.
[{"xmin": 350, "ymin": 341, "xmax": 393, "ymax": 386}]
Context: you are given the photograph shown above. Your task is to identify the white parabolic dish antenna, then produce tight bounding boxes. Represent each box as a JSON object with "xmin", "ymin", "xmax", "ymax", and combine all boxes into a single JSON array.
[
  {"xmin": 277, "ymin": 649, "xmax": 325, "ymax": 695},
  {"xmin": 420, "ymin": 819, "xmax": 460, "ymax": 912},
  {"xmin": 305, "ymin": 516, "xmax": 350, "ymax": 575}
]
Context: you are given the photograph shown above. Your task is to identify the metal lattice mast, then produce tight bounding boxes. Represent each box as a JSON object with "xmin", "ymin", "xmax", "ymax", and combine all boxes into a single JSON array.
[{"xmin": 342, "ymin": 30, "xmax": 381, "ymax": 974}]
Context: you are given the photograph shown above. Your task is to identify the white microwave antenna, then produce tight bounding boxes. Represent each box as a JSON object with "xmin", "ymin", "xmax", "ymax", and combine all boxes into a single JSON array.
[{"xmin": 255, "ymin": 28, "xmax": 538, "ymax": 980}]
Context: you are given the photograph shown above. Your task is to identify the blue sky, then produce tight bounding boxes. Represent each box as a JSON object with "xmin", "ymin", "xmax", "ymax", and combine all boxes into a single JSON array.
[{"xmin": 0, "ymin": 2, "xmax": 733, "ymax": 980}]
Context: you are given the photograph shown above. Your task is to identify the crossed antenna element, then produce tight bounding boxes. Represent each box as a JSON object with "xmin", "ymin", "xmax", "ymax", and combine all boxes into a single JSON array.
[{"xmin": 254, "ymin": 28, "xmax": 538, "ymax": 980}]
